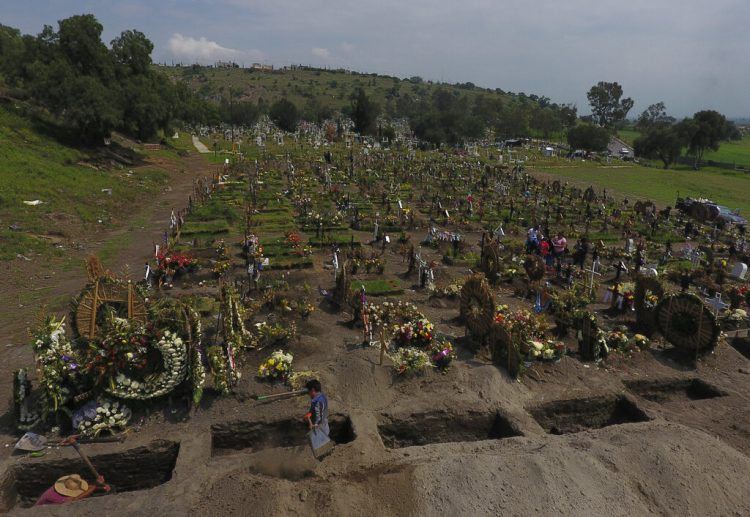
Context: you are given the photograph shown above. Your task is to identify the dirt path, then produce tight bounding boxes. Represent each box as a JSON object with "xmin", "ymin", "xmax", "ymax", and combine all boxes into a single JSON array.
[{"xmin": 0, "ymin": 152, "xmax": 212, "ymax": 390}]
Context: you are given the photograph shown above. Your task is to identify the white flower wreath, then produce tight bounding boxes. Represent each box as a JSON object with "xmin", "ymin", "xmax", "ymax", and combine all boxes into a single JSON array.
[{"xmin": 105, "ymin": 330, "xmax": 188, "ymax": 400}]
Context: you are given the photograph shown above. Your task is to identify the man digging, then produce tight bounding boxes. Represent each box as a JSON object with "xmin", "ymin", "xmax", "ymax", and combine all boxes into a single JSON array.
[{"xmin": 304, "ymin": 379, "xmax": 333, "ymax": 458}]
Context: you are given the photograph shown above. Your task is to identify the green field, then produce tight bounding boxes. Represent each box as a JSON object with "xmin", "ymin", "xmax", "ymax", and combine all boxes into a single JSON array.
[
  {"xmin": 534, "ymin": 163, "xmax": 750, "ymax": 213},
  {"xmin": 704, "ymin": 135, "xmax": 750, "ymax": 166},
  {"xmin": 617, "ymin": 129, "xmax": 640, "ymax": 146}
]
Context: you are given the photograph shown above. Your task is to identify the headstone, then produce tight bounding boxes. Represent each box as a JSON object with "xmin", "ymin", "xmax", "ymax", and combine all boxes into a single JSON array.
[{"xmin": 731, "ymin": 262, "xmax": 748, "ymax": 280}]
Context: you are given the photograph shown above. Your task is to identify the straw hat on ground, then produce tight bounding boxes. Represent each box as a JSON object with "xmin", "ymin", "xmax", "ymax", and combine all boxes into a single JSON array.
[{"xmin": 54, "ymin": 474, "xmax": 89, "ymax": 497}]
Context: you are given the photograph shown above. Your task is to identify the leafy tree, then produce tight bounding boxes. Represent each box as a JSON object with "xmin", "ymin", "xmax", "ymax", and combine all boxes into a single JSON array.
[
  {"xmin": 269, "ymin": 97, "xmax": 299, "ymax": 132},
  {"xmin": 636, "ymin": 102, "xmax": 674, "ymax": 131},
  {"xmin": 567, "ymin": 123, "xmax": 610, "ymax": 152},
  {"xmin": 586, "ymin": 81, "xmax": 634, "ymax": 127},
  {"xmin": 678, "ymin": 110, "xmax": 732, "ymax": 168},
  {"xmin": 111, "ymin": 30, "xmax": 153, "ymax": 75},
  {"xmin": 350, "ymin": 87, "xmax": 379, "ymax": 135},
  {"xmin": 633, "ymin": 125, "xmax": 686, "ymax": 169}
]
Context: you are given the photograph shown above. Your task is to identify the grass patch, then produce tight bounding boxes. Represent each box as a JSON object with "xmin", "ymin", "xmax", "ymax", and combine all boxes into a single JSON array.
[
  {"xmin": 351, "ymin": 279, "xmax": 403, "ymax": 296},
  {"xmin": 534, "ymin": 163, "xmax": 750, "ymax": 213},
  {"xmin": 180, "ymin": 220, "xmax": 230, "ymax": 236},
  {"xmin": 0, "ymin": 103, "xmax": 168, "ymax": 260}
]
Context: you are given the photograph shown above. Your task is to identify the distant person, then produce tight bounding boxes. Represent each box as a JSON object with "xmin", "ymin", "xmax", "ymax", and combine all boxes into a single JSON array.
[
  {"xmin": 35, "ymin": 474, "xmax": 108, "ymax": 506},
  {"xmin": 304, "ymin": 379, "xmax": 329, "ymax": 437}
]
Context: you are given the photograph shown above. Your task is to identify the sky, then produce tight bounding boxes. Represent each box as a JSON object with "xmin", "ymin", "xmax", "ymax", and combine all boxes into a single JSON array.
[{"xmin": 5, "ymin": 0, "xmax": 750, "ymax": 117}]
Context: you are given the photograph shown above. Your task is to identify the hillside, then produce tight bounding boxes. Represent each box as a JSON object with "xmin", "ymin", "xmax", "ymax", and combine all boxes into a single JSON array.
[
  {"xmin": 159, "ymin": 64, "xmax": 573, "ymax": 141},
  {"xmin": 0, "ymin": 102, "xmax": 168, "ymax": 260},
  {"xmin": 162, "ymin": 65, "xmax": 519, "ymax": 108}
]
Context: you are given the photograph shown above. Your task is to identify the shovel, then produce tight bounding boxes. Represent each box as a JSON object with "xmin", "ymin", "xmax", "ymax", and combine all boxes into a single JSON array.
[
  {"xmin": 307, "ymin": 427, "xmax": 333, "ymax": 459},
  {"xmin": 252, "ymin": 389, "xmax": 306, "ymax": 402},
  {"xmin": 61, "ymin": 435, "xmax": 112, "ymax": 493},
  {"xmin": 14, "ymin": 432, "xmax": 47, "ymax": 452}
]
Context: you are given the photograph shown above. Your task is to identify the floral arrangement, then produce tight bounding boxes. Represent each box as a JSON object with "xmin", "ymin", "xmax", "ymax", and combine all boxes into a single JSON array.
[
  {"xmin": 212, "ymin": 260, "xmax": 231, "ymax": 277},
  {"xmin": 633, "ymin": 334, "xmax": 650, "ymax": 349},
  {"xmin": 155, "ymin": 251, "xmax": 196, "ymax": 278},
  {"xmin": 394, "ymin": 318, "xmax": 434, "ymax": 348},
  {"xmin": 216, "ymin": 240, "xmax": 228, "ymax": 259},
  {"xmin": 206, "ymin": 345, "xmax": 238, "ymax": 394},
  {"xmin": 251, "ymin": 321, "xmax": 296, "ymax": 349},
  {"xmin": 429, "ymin": 341, "xmax": 456, "ymax": 370},
  {"xmin": 73, "ymin": 398, "xmax": 132, "ymax": 437},
  {"xmin": 105, "ymin": 329, "xmax": 188, "ymax": 400},
  {"xmin": 524, "ymin": 340, "xmax": 565, "ymax": 362},
  {"xmin": 390, "ymin": 347, "xmax": 432, "ymax": 375},
  {"xmin": 645, "ymin": 292, "xmax": 659, "ymax": 309},
  {"xmin": 495, "ymin": 307, "xmax": 548, "ymax": 340},
  {"xmin": 257, "ymin": 350, "xmax": 294, "ymax": 382},
  {"xmin": 32, "ymin": 315, "xmax": 78, "ymax": 412},
  {"xmin": 297, "ymin": 302, "xmax": 316, "ymax": 318},
  {"xmin": 366, "ymin": 301, "xmax": 424, "ymax": 333},
  {"xmin": 607, "ymin": 330, "xmax": 630, "ymax": 350}
]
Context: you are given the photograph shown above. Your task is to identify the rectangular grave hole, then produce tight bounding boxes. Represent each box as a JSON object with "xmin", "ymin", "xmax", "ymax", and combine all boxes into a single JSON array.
[
  {"xmin": 211, "ymin": 414, "xmax": 355, "ymax": 456},
  {"xmin": 0, "ymin": 440, "xmax": 179, "ymax": 510},
  {"xmin": 529, "ymin": 396, "xmax": 650, "ymax": 435},
  {"xmin": 377, "ymin": 410, "xmax": 522, "ymax": 449},
  {"xmin": 625, "ymin": 378, "xmax": 726, "ymax": 403}
]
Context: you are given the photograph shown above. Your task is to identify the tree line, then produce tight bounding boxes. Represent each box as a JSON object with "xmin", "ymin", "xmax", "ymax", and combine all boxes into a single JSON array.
[{"xmin": 0, "ymin": 15, "xmax": 212, "ymax": 144}]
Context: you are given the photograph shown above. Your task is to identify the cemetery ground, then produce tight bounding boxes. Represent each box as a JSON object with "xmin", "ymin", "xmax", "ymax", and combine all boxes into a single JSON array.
[{"xmin": 1, "ymin": 135, "xmax": 750, "ymax": 515}]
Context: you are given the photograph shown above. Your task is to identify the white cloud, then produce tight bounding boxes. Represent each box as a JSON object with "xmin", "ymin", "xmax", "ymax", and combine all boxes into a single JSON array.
[
  {"xmin": 168, "ymin": 33, "xmax": 262, "ymax": 63},
  {"xmin": 311, "ymin": 47, "xmax": 331, "ymax": 59}
]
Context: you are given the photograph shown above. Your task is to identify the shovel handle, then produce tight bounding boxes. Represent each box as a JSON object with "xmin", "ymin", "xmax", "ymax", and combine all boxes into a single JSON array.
[
  {"xmin": 254, "ymin": 389, "xmax": 306, "ymax": 401},
  {"xmin": 70, "ymin": 442, "xmax": 102, "ymax": 481}
]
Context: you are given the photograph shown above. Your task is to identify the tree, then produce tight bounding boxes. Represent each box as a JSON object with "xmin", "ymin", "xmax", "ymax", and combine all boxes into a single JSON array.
[
  {"xmin": 633, "ymin": 125, "xmax": 686, "ymax": 169},
  {"xmin": 111, "ymin": 30, "xmax": 153, "ymax": 76},
  {"xmin": 269, "ymin": 98, "xmax": 299, "ymax": 132},
  {"xmin": 350, "ymin": 87, "xmax": 379, "ymax": 135},
  {"xmin": 678, "ymin": 110, "xmax": 731, "ymax": 168},
  {"xmin": 586, "ymin": 81, "xmax": 634, "ymax": 127},
  {"xmin": 567, "ymin": 123, "xmax": 610, "ymax": 152},
  {"xmin": 636, "ymin": 102, "xmax": 674, "ymax": 131}
]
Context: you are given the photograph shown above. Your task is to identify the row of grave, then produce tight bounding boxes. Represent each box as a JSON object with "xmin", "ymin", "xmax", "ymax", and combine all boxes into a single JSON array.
[{"xmin": 0, "ymin": 377, "xmax": 725, "ymax": 509}]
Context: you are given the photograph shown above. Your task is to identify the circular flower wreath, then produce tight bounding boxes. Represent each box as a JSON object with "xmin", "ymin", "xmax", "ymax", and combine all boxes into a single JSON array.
[{"xmin": 105, "ymin": 330, "xmax": 188, "ymax": 400}]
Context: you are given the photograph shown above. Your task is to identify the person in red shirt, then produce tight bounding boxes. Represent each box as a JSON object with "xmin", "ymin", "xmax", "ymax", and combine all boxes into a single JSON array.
[
  {"xmin": 35, "ymin": 474, "xmax": 108, "ymax": 506},
  {"xmin": 539, "ymin": 238, "xmax": 552, "ymax": 269}
]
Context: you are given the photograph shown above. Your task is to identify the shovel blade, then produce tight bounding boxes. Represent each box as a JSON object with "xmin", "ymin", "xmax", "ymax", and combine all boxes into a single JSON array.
[
  {"xmin": 15, "ymin": 432, "xmax": 47, "ymax": 452},
  {"xmin": 307, "ymin": 428, "xmax": 333, "ymax": 459}
]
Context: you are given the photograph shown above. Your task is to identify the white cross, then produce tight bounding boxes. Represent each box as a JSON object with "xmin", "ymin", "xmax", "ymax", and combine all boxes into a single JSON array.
[
  {"xmin": 705, "ymin": 293, "xmax": 728, "ymax": 316},
  {"xmin": 584, "ymin": 260, "xmax": 602, "ymax": 296}
]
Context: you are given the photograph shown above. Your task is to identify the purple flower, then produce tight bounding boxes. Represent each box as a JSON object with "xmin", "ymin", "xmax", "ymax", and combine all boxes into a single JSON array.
[
  {"xmin": 61, "ymin": 355, "xmax": 70, "ymax": 361},
  {"xmin": 69, "ymin": 363, "xmax": 77, "ymax": 370}
]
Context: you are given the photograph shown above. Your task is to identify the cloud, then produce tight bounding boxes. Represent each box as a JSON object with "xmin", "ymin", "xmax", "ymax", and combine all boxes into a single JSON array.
[
  {"xmin": 311, "ymin": 47, "xmax": 331, "ymax": 59},
  {"xmin": 168, "ymin": 33, "xmax": 262, "ymax": 63}
]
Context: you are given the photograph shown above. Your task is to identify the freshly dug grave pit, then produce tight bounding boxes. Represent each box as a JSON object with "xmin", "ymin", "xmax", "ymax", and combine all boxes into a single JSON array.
[
  {"xmin": 211, "ymin": 414, "xmax": 355, "ymax": 456},
  {"xmin": 529, "ymin": 396, "xmax": 650, "ymax": 435},
  {"xmin": 377, "ymin": 409, "xmax": 522, "ymax": 449},
  {"xmin": 0, "ymin": 440, "xmax": 179, "ymax": 510},
  {"xmin": 624, "ymin": 378, "xmax": 726, "ymax": 403}
]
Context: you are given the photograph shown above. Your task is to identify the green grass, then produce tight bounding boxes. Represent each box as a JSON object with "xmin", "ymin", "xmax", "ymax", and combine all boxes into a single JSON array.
[
  {"xmin": 0, "ymin": 103, "xmax": 168, "ymax": 259},
  {"xmin": 180, "ymin": 220, "xmax": 231, "ymax": 235},
  {"xmin": 617, "ymin": 129, "xmax": 640, "ymax": 146},
  {"xmin": 534, "ymin": 163, "xmax": 750, "ymax": 213},
  {"xmin": 704, "ymin": 135, "xmax": 750, "ymax": 166},
  {"xmin": 351, "ymin": 279, "xmax": 403, "ymax": 296}
]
